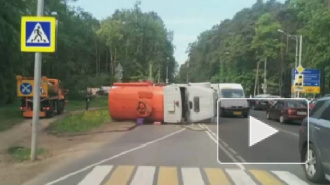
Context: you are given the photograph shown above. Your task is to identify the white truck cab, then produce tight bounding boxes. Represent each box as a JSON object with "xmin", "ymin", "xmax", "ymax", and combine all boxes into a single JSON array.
[
  {"xmin": 163, "ymin": 83, "xmax": 217, "ymax": 123},
  {"xmin": 215, "ymin": 83, "xmax": 250, "ymax": 118}
]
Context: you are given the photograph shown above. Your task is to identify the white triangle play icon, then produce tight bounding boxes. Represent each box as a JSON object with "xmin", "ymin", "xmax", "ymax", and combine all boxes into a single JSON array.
[{"xmin": 249, "ymin": 116, "xmax": 279, "ymax": 147}]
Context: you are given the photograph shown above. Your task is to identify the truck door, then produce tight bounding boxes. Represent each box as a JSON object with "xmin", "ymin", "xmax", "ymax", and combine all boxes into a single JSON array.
[
  {"xmin": 164, "ymin": 85, "xmax": 182, "ymax": 123},
  {"xmin": 187, "ymin": 86, "xmax": 216, "ymax": 123}
]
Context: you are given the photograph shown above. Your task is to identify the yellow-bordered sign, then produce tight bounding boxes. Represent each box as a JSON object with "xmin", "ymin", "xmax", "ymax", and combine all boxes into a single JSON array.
[
  {"xmin": 17, "ymin": 80, "xmax": 49, "ymax": 97},
  {"xmin": 21, "ymin": 16, "xmax": 56, "ymax": 52},
  {"xmin": 291, "ymin": 86, "xmax": 320, "ymax": 94}
]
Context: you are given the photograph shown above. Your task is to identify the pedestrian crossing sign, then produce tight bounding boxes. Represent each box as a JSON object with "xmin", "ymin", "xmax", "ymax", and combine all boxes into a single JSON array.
[{"xmin": 21, "ymin": 16, "xmax": 56, "ymax": 52}]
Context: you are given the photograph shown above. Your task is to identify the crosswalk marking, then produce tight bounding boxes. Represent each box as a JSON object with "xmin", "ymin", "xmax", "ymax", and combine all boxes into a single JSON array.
[
  {"xmin": 77, "ymin": 165, "xmax": 113, "ymax": 185},
  {"xmin": 250, "ymin": 170, "xmax": 284, "ymax": 185},
  {"xmin": 130, "ymin": 166, "xmax": 156, "ymax": 185},
  {"xmin": 104, "ymin": 166, "xmax": 135, "ymax": 185},
  {"xmin": 68, "ymin": 165, "xmax": 310, "ymax": 185},
  {"xmin": 181, "ymin": 168, "xmax": 205, "ymax": 185},
  {"xmin": 204, "ymin": 168, "xmax": 231, "ymax": 185},
  {"xmin": 225, "ymin": 169, "xmax": 257, "ymax": 185},
  {"xmin": 272, "ymin": 171, "xmax": 310, "ymax": 185},
  {"xmin": 157, "ymin": 166, "xmax": 179, "ymax": 185}
]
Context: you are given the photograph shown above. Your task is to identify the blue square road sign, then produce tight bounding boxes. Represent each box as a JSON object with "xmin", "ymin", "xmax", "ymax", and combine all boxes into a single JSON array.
[{"xmin": 21, "ymin": 16, "xmax": 56, "ymax": 52}]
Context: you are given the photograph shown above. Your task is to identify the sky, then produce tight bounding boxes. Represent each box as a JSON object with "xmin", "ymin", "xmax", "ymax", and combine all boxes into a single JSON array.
[{"xmin": 73, "ymin": 0, "xmax": 283, "ymax": 65}]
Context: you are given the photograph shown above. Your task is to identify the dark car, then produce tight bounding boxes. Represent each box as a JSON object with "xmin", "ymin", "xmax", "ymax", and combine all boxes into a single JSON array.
[
  {"xmin": 299, "ymin": 97, "xmax": 330, "ymax": 183},
  {"xmin": 249, "ymin": 94, "xmax": 272, "ymax": 110},
  {"xmin": 266, "ymin": 100, "xmax": 307, "ymax": 123}
]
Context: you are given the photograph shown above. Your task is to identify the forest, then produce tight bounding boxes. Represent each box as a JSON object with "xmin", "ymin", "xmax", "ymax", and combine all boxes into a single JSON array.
[
  {"xmin": 0, "ymin": 0, "xmax": 176, "ymax": 104},
  {"xmin": 178, "ymin": 0, "xmax": 330, "ymax": 97}
]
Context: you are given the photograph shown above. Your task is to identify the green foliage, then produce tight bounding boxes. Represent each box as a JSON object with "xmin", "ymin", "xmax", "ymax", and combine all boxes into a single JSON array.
[
  {"xmin": 48, "ymin": 109, "xmax": 110, "ymax": 134},
  {"xmin": 0, "ymin": 101, "xmax": 23, "ymax": 131},
  {"xmin": 0, "ymin": 0, "xmax": 176, "ymax": 105},
  {"xmin": 179, "ymin": 0, "xmax": 330, "ymax": 96},
  {"xmin": 96, "ymin": 4, "xmax": 176, "ymax": 83},
  {"xmin": 66, "ymin": 96, "xmax": 108, "ymax": 111},
  {"xmin": 7, "ymin": 146, "xmax": 47, "ymax": 161}
]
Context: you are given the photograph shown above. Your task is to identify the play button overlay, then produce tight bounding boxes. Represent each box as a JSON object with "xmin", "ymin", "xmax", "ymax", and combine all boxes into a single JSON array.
[
  {"xmin": 249, "ymin": 116, "xmax": 278, "ymax": 147},
  {"xmin": 217, "ymin": 98, "xmax": 309, "ymax": 164}
]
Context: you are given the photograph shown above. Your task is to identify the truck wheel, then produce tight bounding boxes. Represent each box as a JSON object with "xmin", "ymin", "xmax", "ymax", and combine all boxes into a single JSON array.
[
  {"xmin": 57, "ymin": 101, "xmax": 64, "ymax": 114},
  {"xmin": 46, "ymin": 109, "xmax": 54, "ymax": 118}
]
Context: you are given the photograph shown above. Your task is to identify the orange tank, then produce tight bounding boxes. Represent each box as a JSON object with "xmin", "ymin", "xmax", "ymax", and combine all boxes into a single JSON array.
[{"xmin": 109, "ymin": 82, "xmax": 164, "ymax": 122}]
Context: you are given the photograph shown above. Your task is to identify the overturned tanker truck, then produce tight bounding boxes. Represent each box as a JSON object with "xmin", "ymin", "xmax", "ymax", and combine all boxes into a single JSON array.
[{"xmin": 108, "ymin": 82, "xmax": 217, "ymax": 123}]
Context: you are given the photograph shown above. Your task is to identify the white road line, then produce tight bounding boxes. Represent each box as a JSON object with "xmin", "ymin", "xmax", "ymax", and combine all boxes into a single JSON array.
[
  {"xmin": 228, "ymin": 148, "xmax": 237, "ymax": 155},
  {"xmin": 77, "ymin": 165, "xmax": 112, "ymax": 185},
  {"xmin": 225, "ymin": 169, "xmax": 257, "ymax": 185},
  {"xmin": 222, "ymin": 141, "xmax": 229, "ymax": 147},
  {"xmin": 256, "ymin": 117, "xmax": 299, "ymax": 137},
  {"xmin": 181, "ymin": 168, "xmax": 205, "ymax": 185},
  {"xmin": 202, "ymin": 124, "xmax": 245, "ymax": 170},
  {"xmin": 236, "ymin": 155, "xmax": 247, "ymax": 163},
  {"xmin": 130, "ymin": 166, "xmax": 155, "ymax": 185},
  {"xmin": 272, "ymin": 171, "xmax": 309, "ymax": 185},
  {"xmin": 45, "ymin": 128, "xmax": 186, "ymax": 185},
  {"xmin": 278, "ymin": 128, "xmax": 299, "ymax": 137}
]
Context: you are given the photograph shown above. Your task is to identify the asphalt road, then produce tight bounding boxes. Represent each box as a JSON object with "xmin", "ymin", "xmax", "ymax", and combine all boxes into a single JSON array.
[
  {"xmin": 216, "ymin": 109, "xmax": 301, "ymax": 163},
  {"xmin": 24, "ymin": 111, "xmax": 319, "ymax": 185}
]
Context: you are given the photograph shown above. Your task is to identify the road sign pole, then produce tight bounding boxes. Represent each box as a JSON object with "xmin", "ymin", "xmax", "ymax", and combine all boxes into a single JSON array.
[
  {"xmin": 299, "ymin": 35, "xmax": 303, "ymax": 66},
  {"xmin": 31, "ymin": 0, "xmax": 44, "ymax": 161},
  {"xmin": 297, "ymin": 35, "xmax": 303, "ymax": 98}
]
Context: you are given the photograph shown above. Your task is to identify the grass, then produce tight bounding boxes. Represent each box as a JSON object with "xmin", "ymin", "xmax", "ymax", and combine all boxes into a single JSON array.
[
  {"xmin": 7, "ymin": 146, "xmax": 47, "ymax": 161},
  {"xmin": 0, "ymin": 101, "xmax": 24, "ymax": 132},
  {"xmin": 0, "ymin": 96, "xmax": 108, "ymax": 132},
  {"xmin": 66, "ymin": 96, "xmax": 108, "ymax": 111},
  {"xmin": 48, "ymin": 108, "xmax": 111, "ymax": 134}
]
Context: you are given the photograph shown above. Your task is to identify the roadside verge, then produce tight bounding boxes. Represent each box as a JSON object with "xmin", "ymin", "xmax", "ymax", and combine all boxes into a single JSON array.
[{"xmin": 0, "ymin": 108, "xmax": 136, "ymax": 185}]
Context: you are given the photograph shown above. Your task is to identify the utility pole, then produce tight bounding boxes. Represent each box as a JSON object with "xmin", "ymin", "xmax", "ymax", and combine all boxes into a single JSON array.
[
  {"xmin": 31, "ymin": 0, "xmax": 44, "ymax": 161},
  {"xmin": 299, "ymin": 35, "xmax": 303, "ymax": 66},
  {"xmin": 254, "ymin": 61, "xmax": 260, "ymax": 97},
  {"xmin": 157, "ymin": 64, "xmax": 160, "ymax": 83},
  {"xmin": 295, "ymin": 36, "xmax": 298, "ymax": 69},
  {"xmin": 186, "ymin": 59, "xmax": 190, "ymax": 83},
  {"xmin": 149, "ymin": 63, "xmax": 152, "ymax": 81},
  {"xmin": 166, "ymin": 66, "xmax": 168, "ymax": 84},
  {"xmin": 166, "ymin": 57, "xmax": 169, "ymax": 84},
  {"xmin": 263, "ymin": 58, "xmax": 267, "ymax": 94}
]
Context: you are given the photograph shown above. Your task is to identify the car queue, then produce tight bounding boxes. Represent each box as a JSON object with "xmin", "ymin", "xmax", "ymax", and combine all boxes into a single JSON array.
[{"xmin": 248, "ymin": 95, "xmax": 329, "ymax": 183}]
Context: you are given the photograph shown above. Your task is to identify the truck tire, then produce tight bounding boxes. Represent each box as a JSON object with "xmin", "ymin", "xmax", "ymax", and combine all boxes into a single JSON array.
[
  {"xmin": 57, "ymin": 100, "xmax": 64, "ymax": 115},
  {"xmin": 46, "ymin": 109, "xmax": 54, "ymax": 118}
]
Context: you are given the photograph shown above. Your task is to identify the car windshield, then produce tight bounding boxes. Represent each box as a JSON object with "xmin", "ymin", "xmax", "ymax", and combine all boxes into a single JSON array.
[
  {"xmin": 221, "ymin": 89, "xmax": 244, "ymax": 98},
  {"xmin": 287, "ymin": 101, "xmax": 307, "ymax": 108}
]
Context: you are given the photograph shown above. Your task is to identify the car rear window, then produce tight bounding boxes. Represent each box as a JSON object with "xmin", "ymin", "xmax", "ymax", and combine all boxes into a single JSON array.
[
  {"xmin": 221, "ymin": 89, "xmax": 244, "ymax": 98},
  {"xmin": 287, "ymin": 101, "xmax": 306, "ymax": 108}
]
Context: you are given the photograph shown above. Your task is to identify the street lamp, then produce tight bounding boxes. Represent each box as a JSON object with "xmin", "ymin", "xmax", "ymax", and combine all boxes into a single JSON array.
[
  {"xmin": 254, "ymin": 58, "xmax": 267, "ymax": 97},
  {"xmin": 278, "ymin": 29, "xmax": 300, "ymax": 68},
  {"xmin": 278, "ymin": 29, "xmax": 303, "ymax": 98}
]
